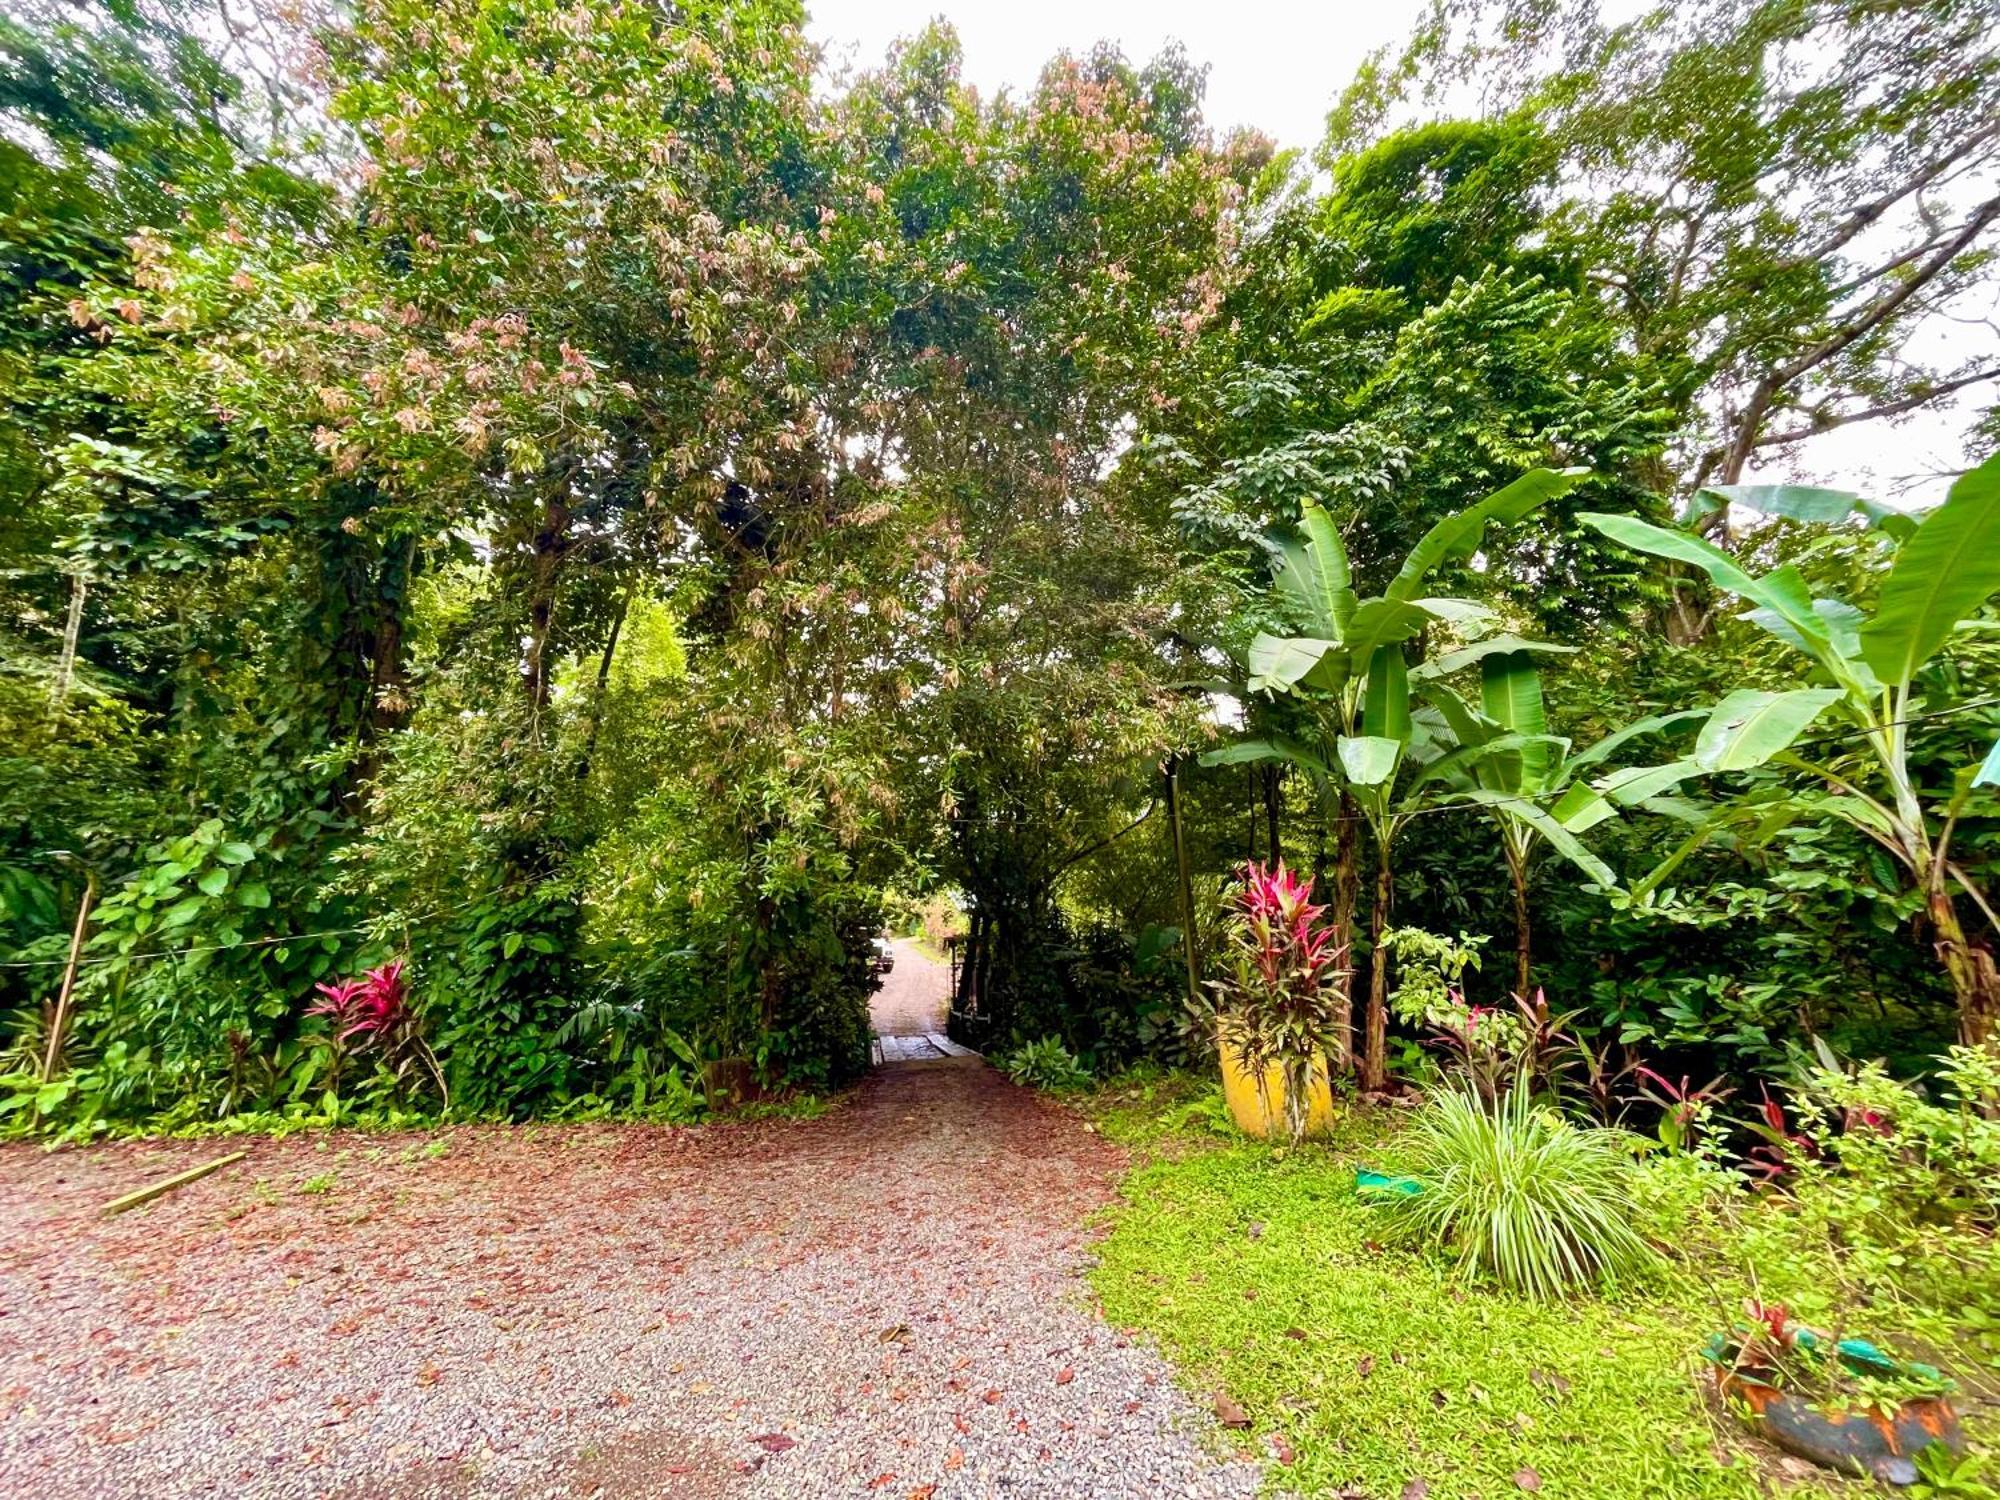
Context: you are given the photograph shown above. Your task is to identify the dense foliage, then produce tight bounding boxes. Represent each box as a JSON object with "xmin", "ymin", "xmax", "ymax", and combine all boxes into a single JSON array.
[{"xmin": 5, "ymin": 0, "xmax": 1999, "ymax": 1140}]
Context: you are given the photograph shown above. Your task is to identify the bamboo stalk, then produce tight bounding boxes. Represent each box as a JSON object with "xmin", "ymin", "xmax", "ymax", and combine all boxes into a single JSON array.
[
  {"xmin": 39, "ymin": 872, "xmax": 96, "ymax": 1084},
  {"xmin": 101, "ymin": 1150, "xmax": 248, "ymax": 1215}
]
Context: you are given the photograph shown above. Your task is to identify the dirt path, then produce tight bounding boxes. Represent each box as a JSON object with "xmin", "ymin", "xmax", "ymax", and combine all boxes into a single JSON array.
[
  {"xmin": 867, "ymin": 939, "xmax": 950, "ymax": 1038},
  {"xmin": 0, "ymin": 1063, "xmax": 1258, "ymax": 1500}
]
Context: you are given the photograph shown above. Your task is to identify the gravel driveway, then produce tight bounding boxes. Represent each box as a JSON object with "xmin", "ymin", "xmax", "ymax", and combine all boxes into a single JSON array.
[
  {"xmin": 0, "ymin": 1060, "xmax": 1261, "ymax": 1500},
  {"xmin": 867, "ymin": 940, "xmax": 951, "ymax": 1038}
]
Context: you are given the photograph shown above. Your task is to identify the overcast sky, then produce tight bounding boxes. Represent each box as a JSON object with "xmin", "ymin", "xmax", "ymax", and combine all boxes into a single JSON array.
[
  {"xmin": 804, "ymin": 0, "xmax": 1988, "ymax": 503},
  {"xmin": 806, "ymin": 0, "xmax": 1414, "ymax": 154}
]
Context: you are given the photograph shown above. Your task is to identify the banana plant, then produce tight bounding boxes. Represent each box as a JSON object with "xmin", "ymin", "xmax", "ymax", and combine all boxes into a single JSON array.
[
  {"xmin": 1581, "ymin": 451, "xmax": 2000, "ymax": 1045},
  {"xmin": 1416, "ymin": 640, "xmax": 1705, "ymax": 997},
  {"xmin": 1204, "ymin": 466, "xmax": 1591, "ymax": 1089}
]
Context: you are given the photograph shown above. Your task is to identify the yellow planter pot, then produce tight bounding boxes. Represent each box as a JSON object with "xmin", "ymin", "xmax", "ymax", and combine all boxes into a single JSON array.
[{"xmin": 1219, "ymin": 1039, "xmax": 1337, "ymax": 1139}]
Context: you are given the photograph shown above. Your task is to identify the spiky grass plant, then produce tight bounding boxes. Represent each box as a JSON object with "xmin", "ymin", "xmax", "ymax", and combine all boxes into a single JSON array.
[{"xmin": 1391, "ymin": 1084, "xmax": 1656, "ymax": 1299}]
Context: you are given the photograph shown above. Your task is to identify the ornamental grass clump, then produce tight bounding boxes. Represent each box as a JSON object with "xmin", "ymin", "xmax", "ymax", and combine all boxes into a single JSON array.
[
  {"xmin": 1214, "ymin": 860, "xmax": 1350, "ymax": 1143},
  {"xmin": 1392, "ymin": 1083, "xmax": 1656, "ymax": 1299}
]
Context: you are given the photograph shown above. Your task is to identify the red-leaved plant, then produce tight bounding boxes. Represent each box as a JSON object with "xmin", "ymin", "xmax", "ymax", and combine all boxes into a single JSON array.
[
  {"xmin": 306, "ymin": 959, "xmax": 448, "ymax": 1108},
  {"xmin": 1213, "ymin": 861, "xmax": 1350, "ymax": 1143}
]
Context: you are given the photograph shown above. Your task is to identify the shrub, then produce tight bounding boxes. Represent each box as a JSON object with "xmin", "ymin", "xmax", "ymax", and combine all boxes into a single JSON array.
[
  {"xmin": 1389, "ymin": 1084, "xmax": 1657, "ymax": 1299},
  {"xmin": 999, "ymin": 1035, "xmax": 1093, "ymax": 1092},
  {"xmin": 1213, "ymin": 861, "xmax": 1349, "ymax": 1143}
]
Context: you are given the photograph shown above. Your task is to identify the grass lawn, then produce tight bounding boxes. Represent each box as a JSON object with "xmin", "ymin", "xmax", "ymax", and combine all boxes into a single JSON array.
[{"xmin": 1084, "ymin": 1073, "xmax": 1996, "ymax": 1500}]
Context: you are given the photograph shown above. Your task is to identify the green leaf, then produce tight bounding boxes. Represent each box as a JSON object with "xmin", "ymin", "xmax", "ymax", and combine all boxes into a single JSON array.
[
  {"xmin": 1693, "ymin": 689, "xmax": 1842, "ymax": 771},
  {"xmin": 1975, "ymin": 736, "xmax": 2000, "ymax": 789},
  {"xmin": 1413, "ymin": 633, "xmax": 1577, "ymax": 680},
  {"xmin": 197, "ymin": 868, "xmax": 229, "ymax": 898},
  {"xmin": 1701, "ymin": 483, "xmax": 1865, "ymax": 524},
  {"xmin": 1566, "ymin": 710, "xmax": 1707, "ymax": 774},
  {"xmin": 1480, "ymin": 650, "xmax": 1551, "ymax": 788},
  {"xmin": 1274, "ymin": 502, "xmax": 1358, "ymax": 639},
  {"xmin": 1579, "ymin": 511, "xmax": 1831, "ymax": 653},
  {"xmin": 1596, "ymin": 761, "xmax": 1698, "ymax": 805},
  {"xmin": 503, "ymin": 931, "xmax": 523, "ymax": 960},
  {"xmin": 1362, "ymin": 645, "xmax": 1410, "ymax": 741},
  {"xmin": 163, "ymin": 897, "xmax": 204, "ymax": 927},
  {"xmin": 217, "ymin": 841, "xmax": 256, "ymax": 866},
  {"xmin": 1199, "ymin": 736, "xmax": 1333, "ymax": 779},
  {"xmin": 1550, "ymin": 781, "xmax": 1615, "ymax": 833},
  {"xmin": 1339, "ymin": 597, "xmax": 1433, "ymax": 667},
  {"xmin": 1245, "ymin": 633, "xmax": 1338, "ymax": 693},
  {"xmin": 1858, "ymin": 453, "xmax": 2000, "ymax": 686},
  {"xmin": 235, "ymin": 881, "xmax": 272, "ymax": 909},
  {"xmin": 1386, "ymin": 468, "xmax": 1589, "ymax": 601},
  {"xmin": 1338, "ymin": 734, "xmax": 1401, "ymax": 786},
  {"xmin": 1458, "ymin": 789, "xmax": 1616, "ymax": 886}
]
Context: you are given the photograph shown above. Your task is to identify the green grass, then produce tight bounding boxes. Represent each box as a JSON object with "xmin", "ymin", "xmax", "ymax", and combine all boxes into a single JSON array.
[{"xmin": 1085, "ymin": 1073, "xmax": 1994, "ymax": 1500}]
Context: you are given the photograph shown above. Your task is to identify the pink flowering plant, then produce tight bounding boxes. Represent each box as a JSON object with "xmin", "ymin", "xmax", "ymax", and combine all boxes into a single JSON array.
[
  {"xmin": 305, "ymin": 959, "xmax": 449, "ymax": 1109},
  {"xmin": 1213, "ymin": 860, "xmax": 1350, "ymax": 1142}
]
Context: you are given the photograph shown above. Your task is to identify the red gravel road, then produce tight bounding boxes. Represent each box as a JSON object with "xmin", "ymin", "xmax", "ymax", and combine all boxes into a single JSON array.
[
  {"xmin": 0, "ymin": 1061, "xmax": 1258, "ymax": 1500},
  {"xmin": 867, "ymin": 940, "xmax": 950, "ymax": 1038}
]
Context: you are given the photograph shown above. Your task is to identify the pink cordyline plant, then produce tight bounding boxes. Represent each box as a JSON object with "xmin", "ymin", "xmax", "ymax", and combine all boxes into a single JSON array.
[
  {"xmin": 306, "ymin": 958, "xmax": 448, "ymax": 1108},
  {"xmin": 1214, "ymin": 860, "xmax": 1350, "ymax": 1143}
]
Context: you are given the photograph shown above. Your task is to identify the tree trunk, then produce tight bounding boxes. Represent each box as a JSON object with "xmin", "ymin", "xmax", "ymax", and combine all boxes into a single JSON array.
[
  {"xmin": 524, "ymin": 493, "xmax": 573, "ymax": 709},
  {"xmin": 1929, "ymin": 884, "xmax": 2000, "ymax": 1046},
  {"xmin": 1263, "ymin": 764, "xmax": 1282, "ymax": 869},
  {"xmin": 1362, "ymin": 840, "xmax": 1392, "ymax": 1092},
  {"xmin": 1508, "ymin": 847, "xmax": 1532, "ymax": 1000},
  {"xmin": 1165, "ymin": 759, "xmax": 1202, "ymax": 1016},
  {"xmin": 1328, "ymin": 791, "xmax": 1360, "ymax": 1076}
]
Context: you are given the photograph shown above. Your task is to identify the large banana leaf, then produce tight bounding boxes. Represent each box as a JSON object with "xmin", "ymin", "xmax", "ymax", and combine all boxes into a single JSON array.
[
  {"xmin": 1362, "ymin": 644, "xmax": 1411, "ymax": 741},
  {"xmin": 1337, "ymin": 734, "xmax": 1401, "ymax": 786},
  {"xmin": 1340, "ymin": 597, "xmax": 1436, "ymax": 667},
  {"xmin": 1702, "ymin": 482, "xmax": 1919, "ymax": 542},
  {"xmin": 1549, "ymin": 780, "xmax": 1616, "ymax": 833},
  {"xmin": 1565, "ymin": 709, "xmax": 1707, "ymax": 774},
  {"xmin": 1411, "ymin": 633, "xmax": 1577, "ymax": 680},
  {"xmin": 1198, "ymin": 735, "xmax": 1333, "ymax": 780},
  {"xmin": 1579, "ymin": 511, "xmax": 1832, "ymax": 654},
  {"xmin": 1274, "ymin": 502, "xmax": 1358, "ymax": 640},
  {"xmin": 1456, "ymin": 788, "xmax": 1617, "ymax": 887},
  {"xmin": 1481, "ymin": 650, "xmax": 1552, "ymax": 790},
  {"xmin": 1693, "ymin": 688, "xmax": 1842, "ymax": 771},
  {"xmin": 1245, "ymin": 632, "xmax": 1337, "ymax": 693},
  {"xmin": 1596, "ymin": 761, "xmax": 1699, "ymax": 805},
  {"xmin": 1974, "ymin": 735, "xmax": 2000, "ymax": 789},
  {"xmin": 1385, "ymin": 467, "xmax": 1589, "ymax": 602},
  {"xmin": 1858, "ymin": 453, "xmax": 2000, "ymax": 686}
]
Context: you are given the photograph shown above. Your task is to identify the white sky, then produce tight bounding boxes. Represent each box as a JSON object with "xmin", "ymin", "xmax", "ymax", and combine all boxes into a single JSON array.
[
  {"xmin": 806, "ymin": 0, "xmax": 1412, "ymax": 154},
  {"xmin": 805, "ymin": 0, "xmax": 1989, "ymax": 505}
]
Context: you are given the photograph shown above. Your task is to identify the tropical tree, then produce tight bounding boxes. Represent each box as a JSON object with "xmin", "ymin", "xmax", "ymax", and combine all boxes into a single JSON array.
[
  {"xmin": 1205, "ymin": 467, "xmax": 1588, "ymax": 1087},
  {"xmin": 1416, "ymin": 643, "xmax": 1704, "ymax": 996},
  {"xmin": 1583, "ymin": 454, "xmax": 2000, "ymax": 1043}
]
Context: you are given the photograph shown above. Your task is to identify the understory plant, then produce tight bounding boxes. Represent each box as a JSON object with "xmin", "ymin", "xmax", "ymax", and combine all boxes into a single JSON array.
[
  {"xmin": 999, "ymin": 1035, "xmax": 1093, "ymax": 1092},
  {"xmin": 1213, "ymin": 860, "xmax": 1350, "ymax": 1142},
  {"xmin": 1388, "ymin": 1082, "xmax": 1657, "ymax": 1298},
  {"xmin": 305, "ymin": 960, "xmax": 448, "ymax": 1110}
]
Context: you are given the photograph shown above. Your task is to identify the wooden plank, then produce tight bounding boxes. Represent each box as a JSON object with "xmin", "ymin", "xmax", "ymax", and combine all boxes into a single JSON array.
[
  {"xmin": 101, "ymin": 1150, "xmax": 248, "ymax": 1216},
  {"xmin": 927, "ymin": 1032, "xmax": 977, "ymax": 1058}
]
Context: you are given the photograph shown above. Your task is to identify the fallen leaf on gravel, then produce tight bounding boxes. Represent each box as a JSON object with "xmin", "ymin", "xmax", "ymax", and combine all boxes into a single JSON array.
[
  {"xmin": 1054, "ymin": 1367, "xmax": 1074, "ymax": 1385},
  {"xmin": 944, "ymin": 1448, "xmax": 964, "ymax": 1471},
  {"xmin": 868, "ymin": 1473, "xmax": 897, "ymax": 1489},
  {"xmin": 607, "ymin": 1390, "xmax": 631, "ymax": 1408},
  {"xmin": 1213, "ymin": 1392, "xmax": 1250, "ymax": 1429},
  {"xmin": 751, "ymin": 1433, "xmax": 796, "ymax": 1453},
  {"xmin": 415, "ymin": 1363, "xmax": 442, "ymax": 1387},
  {"xmin": 878, "ymin": 1324, "xmax": 911, "ymax": 1345},
  {"xmin": 907, "ymin": 1488, "xmax": 935, "ymax": 1500},
  {"xmin": 1514, "ymin": 1467, "xmax": 1542, "ymax": 1491},
  {"xmin": 952, "ymin": 1413, "xmax": 971, "ymax": 1435},
  {"xmin": 981, "ymin": 1388, "xmax": 1001, "ymax": 1404},
  {"xmin": 1400, "ymin": 1480, "xmax": 1428, "ymax": 1500},
  {"xmin": 951, "ymin": 1355, "xmax": 972, "ymax": 1372}
]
